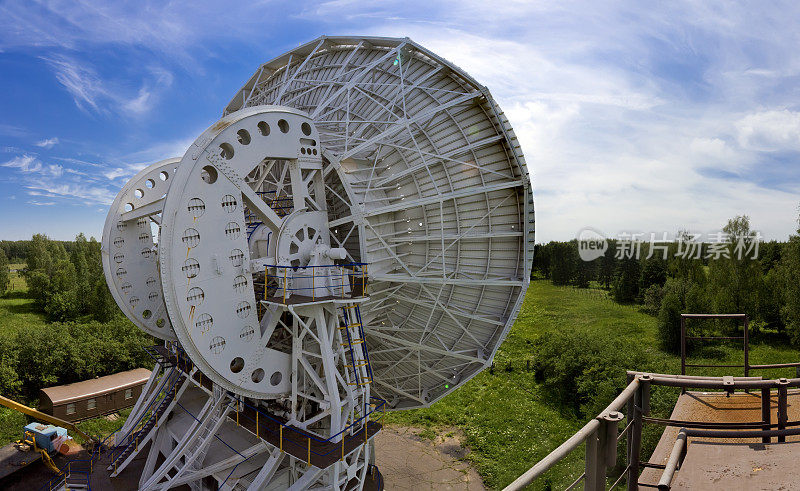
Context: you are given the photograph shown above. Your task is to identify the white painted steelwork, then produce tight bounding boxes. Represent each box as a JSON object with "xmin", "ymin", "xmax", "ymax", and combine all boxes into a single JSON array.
[
  {"xmin": 225, "ymin": 35, "xmax": 535, "ymax": 410},
  {"xmin": 102, "ymin": 158, "xmax": 179, "ymax": 341},
  {"xmin": 100, "ymin": 35, "xmax": 533, "ymax": 491}
]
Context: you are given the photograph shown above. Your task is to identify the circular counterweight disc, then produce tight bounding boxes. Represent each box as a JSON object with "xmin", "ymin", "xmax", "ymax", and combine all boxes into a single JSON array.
[
  {"xmin": 224, "ymin": 37, "xmax": 536, "ymax": 409},
  {"xmin": 159, "ymin": 106, "xmax": 324, "ymax": 399},
  {"xmin": 102, "ymin": 158, "xmax": 179, "ymax": 341}
]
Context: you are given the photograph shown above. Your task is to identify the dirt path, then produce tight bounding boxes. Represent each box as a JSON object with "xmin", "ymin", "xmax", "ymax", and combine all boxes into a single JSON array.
[{"xmin": 374, "ymin": 425, "xmax": 486, "ymax": 490}]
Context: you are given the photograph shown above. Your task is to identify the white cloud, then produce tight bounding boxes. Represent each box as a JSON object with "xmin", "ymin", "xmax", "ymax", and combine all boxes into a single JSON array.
[
  {"xmin": 42, "ymin": 55, "xmax": 172, "ymax": 116},
  {"xmin": 2, "ymin": 154, "xmax": 40, "ymax": 172},
  {"xmin": 25, "ymin": 181, "xmax": 116, "ymax": 206},
  {"xmin": 35, "ymin": 137, "xmax": 59, "ymax": 148},
  {"xmin": 3, "ymin": 154, "xmax": 115, "ymax": 207},
  {"xmin": 104, "ymin": 167, "xmax": 131, "ymax": 180},
  {"xmin": 735, "ymin": 109, "xmax": 800, "ymax": 153},
  {"xmin": 2, "ymin": 154, "xmax": 63, "ymax": 177},
  {"xmin": 298, "ymin": 1, "xmax": 800, "ymax": 241}
]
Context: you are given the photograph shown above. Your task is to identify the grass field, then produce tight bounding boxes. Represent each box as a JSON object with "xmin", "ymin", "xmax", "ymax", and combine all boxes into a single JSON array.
[{"xmin": 384, "ymin": 280, "xmax": 800, "ymax": 489}]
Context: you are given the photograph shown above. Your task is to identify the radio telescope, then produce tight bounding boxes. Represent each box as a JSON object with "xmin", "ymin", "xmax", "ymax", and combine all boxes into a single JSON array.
[{"xmin": 102, "ymin": 36, "xmax": 533, "ymax": 490}]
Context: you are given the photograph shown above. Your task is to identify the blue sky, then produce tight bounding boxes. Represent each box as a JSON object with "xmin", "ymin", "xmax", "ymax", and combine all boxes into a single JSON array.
[{"xmin": 1, "ymin": 1, "xmax": 799, "ymax": 243}]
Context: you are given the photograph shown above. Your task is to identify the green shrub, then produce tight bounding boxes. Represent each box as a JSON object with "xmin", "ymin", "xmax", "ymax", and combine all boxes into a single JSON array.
[
  {"xmin": 641, "ymin": 284, "xmax": 664, "ymax": 316},
  {"xmin": 532, "ymin": 330, "xmax": 648, "ymax": 417}
]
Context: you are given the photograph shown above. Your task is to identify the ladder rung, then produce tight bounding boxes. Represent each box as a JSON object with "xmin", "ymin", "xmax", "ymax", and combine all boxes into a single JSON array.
[
  {"xmin": 348, "ymin": 379, "xmax": 372, "ymax": 386},
  {"xmin": 341, "ymin": 339, "xmax": 364, "ymax": 346},
  {"xmin": 347, "ymin": 362, "xmax": 369, "ymax": 368}
]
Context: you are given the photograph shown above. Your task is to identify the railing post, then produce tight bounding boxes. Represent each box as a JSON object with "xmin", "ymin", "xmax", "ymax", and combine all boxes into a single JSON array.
[
  {"xmin": 627, "ymin": 379, "xmax": 644, "ymax": 491},
  {"xmin": 584, "ymin": 426, "xmax": 600, "ymax": 491},
  {"xmin": 680, "ymin": 316, "xmax": 686, "ymax": 392},
  {"xmin": 601, "ymin": 411, "xmax": 624, "ymax": 468},
  {"xmin": 640, "ymin": 375, "xmax": 652, "ymax": 417},
  {"xmin": 625, "ymin": 374, "xmax": 635, "ymax": 490},
  {"xmin": 761, "ymin": 387, "xmax": 771, "ymax": 443},
  {"xmin": 777, "ymin": 378, "xmax": 789, "ymax": 443},
  {"xmin": 743, "ymin": 315, "xmax": 750, "ymax": 378}
]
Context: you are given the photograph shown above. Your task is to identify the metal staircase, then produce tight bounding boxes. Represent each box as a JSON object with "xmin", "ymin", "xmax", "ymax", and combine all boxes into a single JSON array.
[
  {"xmin": 107, "ymin": 371, "xmax": 187, "ymax": 475},
  {"xmin": 339, "ymin": 304, "xmax": 374, "ymax": 387}
]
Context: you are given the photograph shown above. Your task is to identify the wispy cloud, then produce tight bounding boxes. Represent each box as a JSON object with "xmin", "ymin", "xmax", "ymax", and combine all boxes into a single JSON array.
[
  {"xmin": 3, "ymin": 153, "xmax": 115, "ymax": 206},
  {"xmin": 42, "ymin": 55, "xmax": 172, "ymax": 116},
  {"xmin": 0, "ymin": 123, "xmax": 27, "ymax": 138},
  {"xmin": 25, "ymin": 181, "xmax": 116, "ymax": 206},
  {"xmin": 0, "ymin": 1, "xmax": 283, "ymax": 63},
  {"xmin": 2, "ymin": 154, "xmax": 62, "ymax": 177},
  {"xmin": 35, "ymin": 137, "xmax": 59, "ymax": 148}
]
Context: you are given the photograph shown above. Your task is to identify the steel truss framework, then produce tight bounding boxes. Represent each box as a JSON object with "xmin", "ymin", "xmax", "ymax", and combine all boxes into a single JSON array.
[
  {"xmin": 109, "ymin": 353, "xmax": 375, "ymax": 490},
  {"xmin": 99, "ymin": 35, "xmax": 532, "ymax": 491},
  {"xmin": 225, "ymin": 36, "xmax": 535, "ymax": 410}
]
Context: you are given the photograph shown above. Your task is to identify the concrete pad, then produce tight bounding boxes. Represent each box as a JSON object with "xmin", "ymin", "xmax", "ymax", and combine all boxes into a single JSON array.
[{"xmin": 374, "ymin": 426, "xmax": 485, "ymax": 490}]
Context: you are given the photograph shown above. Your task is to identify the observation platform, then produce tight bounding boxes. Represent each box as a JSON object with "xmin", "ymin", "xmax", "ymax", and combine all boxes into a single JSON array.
[{"xmin": 640, "ymin": 389, "xmax": 800, "ymax": 488}]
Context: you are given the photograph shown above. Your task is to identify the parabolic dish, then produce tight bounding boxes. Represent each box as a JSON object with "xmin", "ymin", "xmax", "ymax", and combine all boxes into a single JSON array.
[{"xmin": 223, "ymin": 36, "xmax": 535, "ymax": 409}]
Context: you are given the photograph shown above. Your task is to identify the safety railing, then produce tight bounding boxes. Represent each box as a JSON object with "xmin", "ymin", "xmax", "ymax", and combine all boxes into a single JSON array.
[
  {"xmin": 232, "ymin": 396, "xmax": 386, "ymax": 466},
  {"xmin": 264, "ymin": 262, "xmax": 368, "ymax": 303},
  {"xmin": 107, "ymin": 370, "xmax": 184, "ymax": 466},
  {"xmin": 505, "ymin": 371, "xmax": 800, "ymax": 491},
  {"xmin": 681, "ymin": 313, "xmax": 800, "ymax": 383}
]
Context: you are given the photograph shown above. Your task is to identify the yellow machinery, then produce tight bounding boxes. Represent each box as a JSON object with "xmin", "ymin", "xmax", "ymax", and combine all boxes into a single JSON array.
[
  {"xmin": 21, "ymin": 426, "xmax": 62, "ymax": 474},
  {"xmin": 0, "ymin": 394, "xmax": 93, "ymax": 443}
]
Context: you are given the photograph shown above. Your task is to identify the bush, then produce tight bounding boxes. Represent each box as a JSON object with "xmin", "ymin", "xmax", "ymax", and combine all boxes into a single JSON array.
[
  {"xmin": 611, "ymin": 257, "xmax": 641, "ymax": 303},
  {"xmin": 5, "ymin": 317, "xmax": 152, "ymax": 400},
  {"xmin": 550, "ymin": 242, "xmax": 576, "ymax": 286},
  {"xmin": 532, "ymin": 330, "xmax": 648, "ymax": 417},
  {"xmin": 0, "ymin": 249, "xmax": 9, "ymax": 295},
  {"xmin": 641, "ymin": 284, "xmax": 664, "ymax": 316}
]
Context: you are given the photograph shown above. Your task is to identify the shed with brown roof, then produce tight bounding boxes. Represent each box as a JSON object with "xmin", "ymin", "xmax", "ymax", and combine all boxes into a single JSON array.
[{"xmin": 38, "ymin": 368, "xmax": 151, "ymax": 422}]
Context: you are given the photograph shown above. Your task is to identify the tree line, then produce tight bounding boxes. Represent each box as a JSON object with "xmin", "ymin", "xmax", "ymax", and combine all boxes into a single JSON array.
[{"xmin": 532, "ymin": 214, "xmax": 800, "ymax": 352}]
